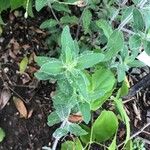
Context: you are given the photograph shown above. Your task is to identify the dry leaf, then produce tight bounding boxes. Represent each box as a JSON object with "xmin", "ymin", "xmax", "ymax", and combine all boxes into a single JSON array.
[
  {"xmin": 21, "ymin": 73, "xmax": 31, "ymax": 84},
  {"xmin": 13, "ymin": 97, "xmax": 28, "ymax": 118},
  {"xmin": 68, "ymin": 114, "xmax": 83, "ymax": 123},
  {"xmin": 0, "ymin": 87, "xmax": 11, "ymax": 110},
  {"xmin": 73, "ymin": 0, "xmax": 87, "ymax": 7}
]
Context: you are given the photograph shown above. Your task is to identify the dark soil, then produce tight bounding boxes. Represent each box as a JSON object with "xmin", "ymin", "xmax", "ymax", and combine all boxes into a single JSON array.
[{"xmin": 0, "ymin": 9, "xmax": 150, "ymax": 150}]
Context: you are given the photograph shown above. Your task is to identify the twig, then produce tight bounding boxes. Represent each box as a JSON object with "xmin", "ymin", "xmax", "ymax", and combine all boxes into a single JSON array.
[
  {"xmin": 76, "ymin": 7, "xmax": 87, "ymax": 40},
  {"xmin": 47, "ymin": 0, "xmax": 62, "ymax": 28},
  {"xmin": 118, "ymin": 122, "xmax": 150, "ymax": 148},
  {"xmin": 121, "ymin": 27, "xmax": 135, "ymax": 35},
  {"xmin": 130, "ymin": 122, "xmax": 150, "ymax": 139}
]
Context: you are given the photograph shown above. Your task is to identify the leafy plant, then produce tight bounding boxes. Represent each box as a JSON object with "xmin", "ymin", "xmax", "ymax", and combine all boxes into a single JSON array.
[{"xmin": 132, "ymin": 138, "xmax": 146, "ymax": 150}]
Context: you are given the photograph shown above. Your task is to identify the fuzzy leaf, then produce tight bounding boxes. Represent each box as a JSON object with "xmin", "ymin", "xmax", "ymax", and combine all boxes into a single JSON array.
[
  {"xmin": 47, "ymin": 111, "xmax": 61, "ymax": 127},
  {"xmin": 133, "ymin": 8, "xmax": 145, "ymax": 31},
  {"xmin": 35, "ymin": 56, "xmax": 57, "ymax": 66},
  {"xmin": 69, "ymin": 123, "xmax": 88, "ymax": 136},
  {"xmin": 61, "ymin": 26, "xmax": 78, "ymax": 61},
  {"xmin": 82, "ymin": 9, "xmax": 92, "ymax": 33},
  {"xmin": 96, "ymin": 19, "xmax": 113, "ymax": 39},
  {"xmin": 40, "ymin": 19, "xmax": 57, "ymax": 29},
  {"xmin": 105, "ymin": 30, "xmax": 124, "ymax": 60},
  {"xmin": 79, "ymin": 102, "xmax": 91, "ymax": 124},
  {"xmin": 53, "ymin": 128, "xmax": 68, "ymax": 139},
  {"xmin": 77, "ymin": 52, "xmax": 104, "ymax": 69},
  {"xmin": 40, "ymin": 60, "xmax": 64, "ymax": 75},
  {"xmin": 34, "ymin": 71, "xmax": 52, "ymax": 80},
  {"xmin": 35, "ymin": 0, "xmax": 47, "ymax": 11}
]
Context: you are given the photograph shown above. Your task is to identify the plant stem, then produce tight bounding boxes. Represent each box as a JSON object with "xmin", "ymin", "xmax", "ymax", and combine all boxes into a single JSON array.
[
  {"xmin": 47, "ymin": 0, "xmax": 62, "ymax": 28},
  {"xmin": 52, "ymin": 119, "xmax": 68, "ymax": 150}
]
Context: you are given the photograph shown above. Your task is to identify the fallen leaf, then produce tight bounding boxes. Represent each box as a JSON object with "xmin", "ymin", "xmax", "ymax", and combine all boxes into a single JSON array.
[
  {"xmin": 19, "ymin": 56, "xmax": 28, "ymax": 74},
  {"xmin": 13, "ymin": 97, "xmax": 28, "ymax": 118},
  {"xmin": 22, "ymin": 44, "xmax": 30, "ymax": 50},
  {"xmin": 21, "ymin": 73, "xmax": 31, "ymax": 84},
  {"xmin": 68, "ymin": 114, "xmax": 83, "ymax": 123},
  {"xmin": 0, "ymin": 87, "xmax": 11, "ymax": 110}
]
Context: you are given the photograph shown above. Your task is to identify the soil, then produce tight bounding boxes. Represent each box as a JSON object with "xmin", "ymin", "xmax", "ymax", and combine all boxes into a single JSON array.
[{"xmin": 0, "ymin": 8, "xmax": 150, "ymax": 150}]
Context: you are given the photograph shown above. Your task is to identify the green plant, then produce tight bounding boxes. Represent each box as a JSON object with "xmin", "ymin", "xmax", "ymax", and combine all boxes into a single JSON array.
[
  {"xmin": 35, "ymin": 25, "xmax": 131, "ymax": 150},
  {"xmin": 0, "ymin": 127, "xmax": 5, "ymax": 142},
  {"xmin": 132, "ymin": 138, "xmax": 146, "ymax": 150},
  {"xmin": 34, "ymin": 0, "xmax": 150, "ymax": 149}
]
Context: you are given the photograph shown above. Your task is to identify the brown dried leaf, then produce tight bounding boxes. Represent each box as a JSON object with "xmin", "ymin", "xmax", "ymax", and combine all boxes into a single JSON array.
[
  {"xmin": 21, "ymin": 73, "xmax": 31, "ymax": 84},
  {"xmin": 13, "ymin": 97, "xmax": 28, "ymax": 118},
  {"xmin": 68, "ymin": 114, "xmax": 83, "ymax": 123},
  {"xmin": 0, "ymin": 87, "xmax": 11, "ymax": 110}
]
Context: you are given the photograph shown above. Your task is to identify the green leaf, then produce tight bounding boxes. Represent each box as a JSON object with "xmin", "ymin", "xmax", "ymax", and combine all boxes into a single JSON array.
[
  {"xmin": 108, "ymin": 135, "xmax": 117, "ymax": 150},
  {"xmin": 40, "ymin": 19, "xmax": 57, "ymax": 29},
  {"xmin": 47, "ymin": 111, "xmax": 61, "ymax": 127},
  {"xmin": 82, "ymin": 9, "xmax": 92, "ymax": 33},
  {"xmin": 91, "ymin": 90, "xmax": 113, "ymax": 111},
  {"xmin": 69, "ymin": 123, "xmax": 88, "ymax": 136},
  {"xmin": 61, "ymin": 138, "xmax": 83, "ymax": 150},
  {"xmin": 142, "ymin": 9, "xmax": 150, "ymax": 30},
  {"xmin": 117, "ymin": 63, "xmax": 127, "ymax": 82},
  {"xmin": 0, "ymin": 15, "xmax": 5, "ymax": 25},
  {"xmin": 114, "ymin": 98, "xmax": 130, "ymax": 146},
  {"xmin": 144, "ymin": 40, "xmax": 150, "ymax": 56},
  {"xmin": 53, "ymin": 128, "xmax": 68, "ymax": 139},
  {"xmin": 129, "ymin": 35, "xmax": 141, "ymax": 51},
  {"xmin": 96, "ymin": 19, "xmax": 113, "ymax": 39},
  {"xmin": 0, "ymin": 1, "xmax": 10, "ymax": 13},
  {"xmin": 40, "ymin": 60, "xmax": 64, "ymax": 75},
  {"xmin": 19, "ymin": 56, "xmax": 28, "ymax": 74},
  {"xmin": 71, "ymin": 70, "xmax": 90, "ymax": 100},
  {"xmin": 133, "ymin": 8, "xmax": 145, "ymax": 31},
  {"xmin": 35, "ymin": 56, "xmax": 57, "ymax": 66},
  {"xmin": 128, "ymin": 60, "xmax": 145, "ymax": 67},
  {"xmin": 60, "ymin": 15, "xmax": 78, "ymax": 25},
  {"xmin": 52, "ymin": 3, "xmax": 71, "ymax": 13},
  {"xmin": 119, "ymin": 79, "xmax": 129, "ymax": 97},
  {"xmin": 10, "ymin": 0, "xmax": 25, "ymax": 10},
  {"xmin": 90, "ymin": 67, "xmax": 116, "ymax": 110},
  {"xmin": 35, "ymin": 0, "xmax": 47, "ymax": 11},
  {"xmin": 77, "ymin": 51, "xmax": 104, "ymax": 69},
  {"xmin": 0, "ymin": 128, "xmax": 5, "ymax": 142},
  {"xmin": 92, "ymin": 110, "xmax": 118, "ymax": 142},
  {"xmin": 105, "ymin": 30, "xmax": 124, "ymax": 60},
  {"xmin": 34, "ymin": 71, "xmax": 52, "ymax": 80},
  {"xmin": 61, "ymin": 26, "xmax": 77, "ymax": 61},
  {"xmin": 79, "ymin": 102, "xmax": 91, "ymax": 124}
]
